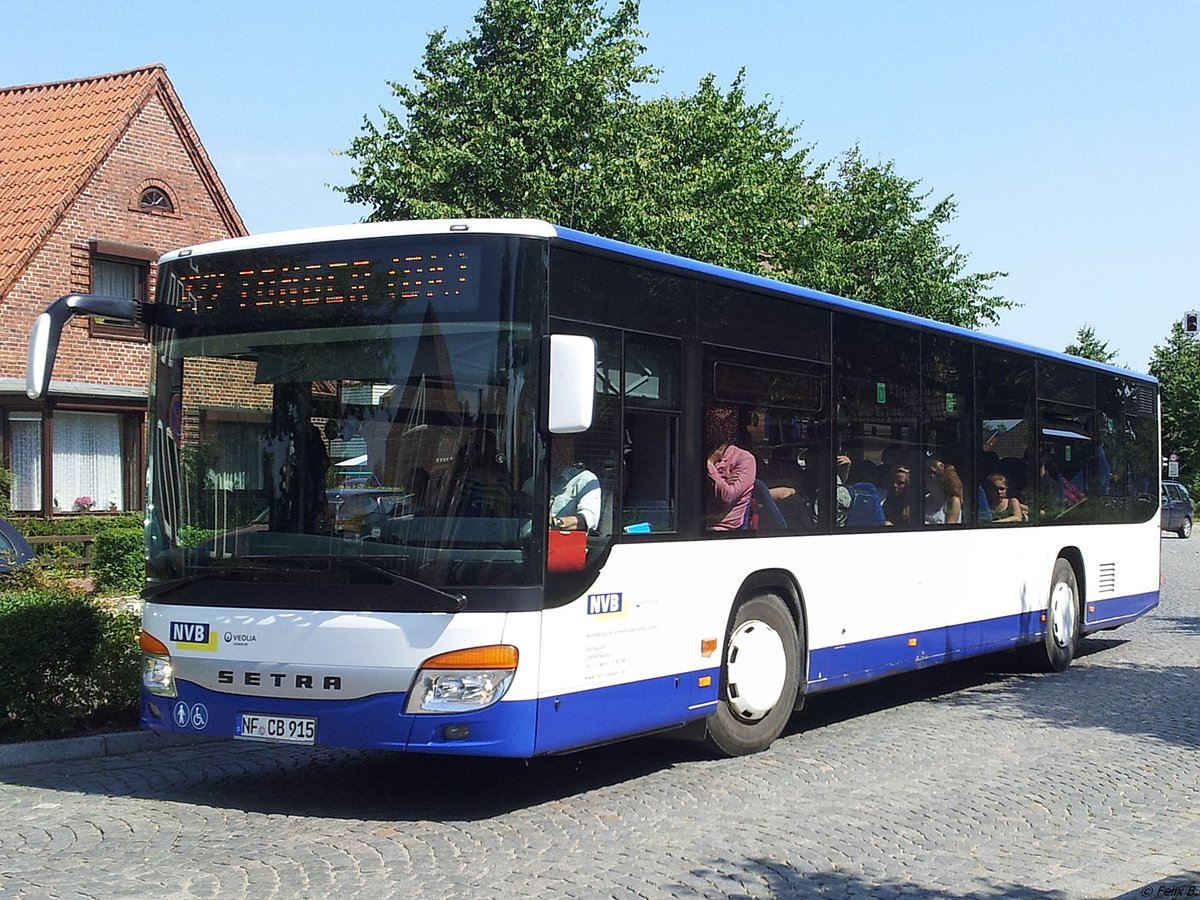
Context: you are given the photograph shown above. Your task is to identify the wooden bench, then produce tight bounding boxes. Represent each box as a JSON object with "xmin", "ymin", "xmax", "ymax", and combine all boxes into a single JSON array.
[{"xmin": 26, "ymin": 533, "xmax": 97, "ymax": 572}]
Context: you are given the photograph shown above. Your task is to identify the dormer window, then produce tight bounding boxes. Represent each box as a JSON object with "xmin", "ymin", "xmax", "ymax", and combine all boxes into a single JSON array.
[{"xmin": 139, "ymin": 187, "xmax": 174, "ymax": 213}]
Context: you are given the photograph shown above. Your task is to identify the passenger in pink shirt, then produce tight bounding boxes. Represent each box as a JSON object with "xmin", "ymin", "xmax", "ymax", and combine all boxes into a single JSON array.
[{"xmin": 704, "ymin": 407, "xmax": 757, "ymax": 531}]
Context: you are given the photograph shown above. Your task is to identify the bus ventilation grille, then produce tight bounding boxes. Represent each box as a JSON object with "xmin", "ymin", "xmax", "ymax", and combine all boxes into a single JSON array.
[
  {"xmin": 1136, "ymin": 385, "xmax": 1157, "ymax": 418},
  {"xmin": 1098, "ymin": 563, "xmax": 1117, "ymax": 595}
]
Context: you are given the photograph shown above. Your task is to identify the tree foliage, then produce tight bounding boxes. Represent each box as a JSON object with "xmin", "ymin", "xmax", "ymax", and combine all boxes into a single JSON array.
[
  {"xmin": 341, "ymin": 0, "xmax": 1008, "ymax": 329},
  {"xmin": 1149, "ymin": 322, "xmax": 1200, "ymax": 480},
  {"xmin": 1064, "ymin": 324, "xmax": 1119, "ymax": 365},
  {"xmin": 341, "ymin": 0, "xmax": 654, "ymax": 222},
  {"xmin": 785, "ymin": 148, "xmax": 1009, "ymax": 328}
]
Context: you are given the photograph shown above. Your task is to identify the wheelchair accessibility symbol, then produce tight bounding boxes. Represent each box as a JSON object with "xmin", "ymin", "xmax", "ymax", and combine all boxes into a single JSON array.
[
  {"xmin": 173, "ymin": 701, "xmax": 191, "ymax": 728},
  {"xmin": 190, "ymin": 703, "xmax": 209, "ymax": 730}
]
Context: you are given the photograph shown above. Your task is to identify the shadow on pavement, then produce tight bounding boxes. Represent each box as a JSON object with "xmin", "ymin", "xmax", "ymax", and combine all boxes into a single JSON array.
[{"xmin": 690, "ymin": 856, "xmax": 1074, "ymax": 899}]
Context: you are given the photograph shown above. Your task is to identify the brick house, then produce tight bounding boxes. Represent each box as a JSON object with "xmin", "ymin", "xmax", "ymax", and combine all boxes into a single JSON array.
[{"xmin": 0, "ymin": 65, "xmax": 245, "ymax": 516}]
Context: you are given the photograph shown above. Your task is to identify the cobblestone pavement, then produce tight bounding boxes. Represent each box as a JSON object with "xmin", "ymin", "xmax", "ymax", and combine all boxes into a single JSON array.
[{"xmin": 2, "ymin": 541, "xmax": 1198, "ymax": 900}]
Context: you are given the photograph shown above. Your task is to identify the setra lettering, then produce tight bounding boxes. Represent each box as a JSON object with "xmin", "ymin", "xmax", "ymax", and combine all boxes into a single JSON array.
[{"xmin": 215, "ymin": 670, "xmax": 343, "ymax": 691}]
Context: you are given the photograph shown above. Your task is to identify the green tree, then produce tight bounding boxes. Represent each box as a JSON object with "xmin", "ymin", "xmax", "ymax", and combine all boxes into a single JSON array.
[
  {"xmin": 783, "ymin": 148, "xmax": 1010, "ymax": 328},
  {"xmin": 591, "ymin": 70, "xmax": 821, "ymax": 276},
  {"xmin": 341, "ymin": 0, "xmax": 1008, "ymax": 329},
  {"xmin": 1149, "ymin": 322, "xmax": 1200, "ymax": 480},
  {"xmin": 1064, "ymin": 324, "xmax": 1119, "ymax": 365},
  {"xmin": 340, "ymin": 0, "xmax": 654, "ymax": 223}
]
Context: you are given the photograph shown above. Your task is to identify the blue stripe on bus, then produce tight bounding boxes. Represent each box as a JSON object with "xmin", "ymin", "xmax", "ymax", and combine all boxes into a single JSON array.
[
  {"xmin": 142, "ymin": 683, "xmax": 541, "ymax": 757},
  {"xmin": 532, "ymin": 668, "xmax": 721, "ymax": 755},
  {"xmin": 1084, "ymin": 591, "xmax": 1159, "ymax": 629},
  {"xmin": 806, "ymin": 590, "xmax": 1159, "ymax": 692}
]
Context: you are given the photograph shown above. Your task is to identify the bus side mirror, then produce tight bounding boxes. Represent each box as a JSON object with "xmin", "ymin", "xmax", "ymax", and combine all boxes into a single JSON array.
[
  {"xmin": 547, "ymin": 334, "xmax": 595, "ymax": 434},
  {"xmin": 26, "ymin": 294, "xmax": 141, "ymax": 399}
]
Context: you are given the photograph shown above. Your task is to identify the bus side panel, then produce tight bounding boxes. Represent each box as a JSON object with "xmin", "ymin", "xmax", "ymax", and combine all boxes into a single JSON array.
[{"xmin": 535, "ymin": 543, "xmax": 724, "ymax": 754}]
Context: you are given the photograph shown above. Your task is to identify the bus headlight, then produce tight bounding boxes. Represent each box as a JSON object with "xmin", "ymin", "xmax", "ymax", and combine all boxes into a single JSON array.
[
  {"xmin": 140, "ymin": 631, "xmax": 177, "ymax": 698},
  {"xmin": 405, "ymin": 645, "xmax": 518, "ymax": 714}
]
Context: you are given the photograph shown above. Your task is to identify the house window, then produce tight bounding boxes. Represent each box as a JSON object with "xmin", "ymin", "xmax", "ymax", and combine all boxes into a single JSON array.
[
  {"xmin": 6, "ymin": 409, "xmax": 143, "ymax": 514},
  {"xmin": 138, "ymin": 187, "xmax": 174, "ymax": 213},
  {"xmin": 52, "ymin": 411, "xmax": 125, "ymax": 512},
  {"xmin": 9, "ymin": 413, "xmax": 43, "ymax": 510},
  {"xmin": 88, "ymin": 240, "xmax": 154, "ymax": 340}
]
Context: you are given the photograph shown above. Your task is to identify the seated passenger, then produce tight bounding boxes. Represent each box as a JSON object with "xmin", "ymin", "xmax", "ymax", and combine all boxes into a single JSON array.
[
  {"xmin": 704, "ymin": 407, "xmax": 756, "ymax": 531},
  {"xmin": 925, "ymin": 458, "xmax": 963, "ymax": 525},
  {"xmin": 883, "ymin": 465, "xmax": 913, "ymax": 526},
  {"xmin": 548, "ymin": 435, "xmax": 601, "ymax": 532},
  {"xmin": 983, "ymin": 473, "xmax": 1026, "ymax": 523},
  {"xmin": 836, "ymin": 453, "xmax": 886, "ymax": 527}
]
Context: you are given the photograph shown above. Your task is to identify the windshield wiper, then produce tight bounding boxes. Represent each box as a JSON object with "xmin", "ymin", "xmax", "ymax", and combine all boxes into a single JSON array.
[
  {"xmin": 142, "ymin": 565, "xmax": 281, "ymax": 600},
  {"xmin": 152, "ymin": 556, "xmax": 466, "ymax": 611},
  {"xmin": 337, "ymin": 558, "xmax": 467, "ymax": 611}
]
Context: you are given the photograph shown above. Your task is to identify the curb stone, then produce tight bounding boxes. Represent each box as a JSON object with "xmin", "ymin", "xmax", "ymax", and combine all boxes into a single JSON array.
[{"xmin": 0, "ymin": 730, "xmax": 223, "ymax": 770}]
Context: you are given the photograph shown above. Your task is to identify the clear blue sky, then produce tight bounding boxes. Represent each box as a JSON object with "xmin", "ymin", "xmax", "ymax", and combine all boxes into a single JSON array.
[{"xmin": 4, "ymin": 1, "xmax": 1198, "ymax": 373}]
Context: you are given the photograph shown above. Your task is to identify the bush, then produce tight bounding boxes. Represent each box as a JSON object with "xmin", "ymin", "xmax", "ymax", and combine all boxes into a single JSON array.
[
  {"xmin": 0, "ymin": 584, "xmax": 139, "ymax": 742},
  {"xmin": 93, "ymin": 526, "xmax": 146, "ymax": 594},
  {"xmin": 10, "ymin": 513, "xmax": 143, "ymax": 573}
]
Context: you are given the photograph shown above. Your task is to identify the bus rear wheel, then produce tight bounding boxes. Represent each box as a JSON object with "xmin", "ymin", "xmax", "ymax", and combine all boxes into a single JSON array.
[
  {"xmin": 1025, "ymin": 558, "xmax": 1081, "ymax": 673},
  {"xmin": 703, "ymin": 593, "xmax": 800, "ymax": 757}
]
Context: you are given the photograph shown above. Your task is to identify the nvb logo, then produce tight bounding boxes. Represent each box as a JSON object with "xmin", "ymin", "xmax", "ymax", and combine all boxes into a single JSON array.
[
  {"xmin": 169, "ymin": 621, "xmax": 218, "ymax": 652},
  {"xmin": 586, "ymin": 593, "xmax": 623, "ymax": 615}
]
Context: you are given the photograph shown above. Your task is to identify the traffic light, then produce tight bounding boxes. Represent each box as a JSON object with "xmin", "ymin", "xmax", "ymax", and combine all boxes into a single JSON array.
[{"xmin": 1186, "ymin": 310, "xmax": 1199, "ymax": 333}]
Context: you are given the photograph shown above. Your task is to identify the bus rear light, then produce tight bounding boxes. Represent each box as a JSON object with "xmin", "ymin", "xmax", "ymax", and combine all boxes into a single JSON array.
[{"xmin": 405, "ymin": 645, "xmax": 518, "ymax": 714}]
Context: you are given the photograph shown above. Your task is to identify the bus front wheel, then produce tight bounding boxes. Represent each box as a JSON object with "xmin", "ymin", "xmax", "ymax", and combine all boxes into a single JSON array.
[
  {"xmin": 1027, "ymin": 558, "xmax": 1081, "ymax": 673},
  {"xmin": 703, "ymin": 593, "xmax": 801, "ymax": 757}
]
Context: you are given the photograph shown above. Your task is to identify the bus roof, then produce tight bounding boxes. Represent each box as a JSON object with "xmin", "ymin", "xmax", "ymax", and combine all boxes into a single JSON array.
[{"xmin": 161, "ymin": 218, "xmax": 1154, "ymax": 384}]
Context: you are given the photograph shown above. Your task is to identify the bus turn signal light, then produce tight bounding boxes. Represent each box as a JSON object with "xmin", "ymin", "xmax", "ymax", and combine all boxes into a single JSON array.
[
  {"xmin": 701, "ymin": 638, "xmax": 717, "ymax": 657},
  {"xmin": 140, "ymin": 631, "xmax": 169, "ymax": 654},
  {"xmin": 421, "ymin": 645, "xmax": 518, "ymax": 670}
]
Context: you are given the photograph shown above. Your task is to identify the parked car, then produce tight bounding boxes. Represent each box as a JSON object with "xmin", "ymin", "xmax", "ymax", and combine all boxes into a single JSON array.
[
  {"xmin": 0, "ymin": 516, "xmax": 35, "ymax": 573},
  {"xmin": 1161, "ymin": 480, "xmax": 1193, "ymax": 538}
]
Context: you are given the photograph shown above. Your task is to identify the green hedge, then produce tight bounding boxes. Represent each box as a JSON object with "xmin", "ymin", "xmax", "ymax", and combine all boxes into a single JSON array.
[
  {"xmin": 10, "ymin": 514, "xmax": 143, "ymax": 572},
  {"xmin": 0, "ymin": 578, "xmax": 139, "ymax": 742},
  {"xmin": 93, "ymin": 526, "xmax": 146, "ymax": 593}
]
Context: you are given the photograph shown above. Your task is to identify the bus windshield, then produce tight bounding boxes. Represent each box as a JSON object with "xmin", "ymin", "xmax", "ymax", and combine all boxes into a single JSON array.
[{"xmin": 144, "ymin": 235, "xmax": 542, "ymax": 602}]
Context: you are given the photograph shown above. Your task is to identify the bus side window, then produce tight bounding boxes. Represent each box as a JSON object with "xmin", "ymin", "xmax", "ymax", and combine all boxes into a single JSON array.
[
  {"xmin": 832, "ymin": 314, "xmax": 919, "ymax": 531},
  {"xmin": 704, "ymin": 357, "xmax": 829, "ymax": 535},
  {"xmin": 621, "ymin": 334, "xmax": 680, "ymax": 535},
  {"xmin": 623, "ymin": 411, "xmax": 676, "ymax": 532},
  {"xmin": 977, "ymin": 347, "xmax": 1035, "ymax": 523}
]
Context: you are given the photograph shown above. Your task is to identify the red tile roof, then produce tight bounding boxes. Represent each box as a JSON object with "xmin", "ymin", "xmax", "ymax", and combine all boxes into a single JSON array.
[{"xmin": 0, "ymin": 65, "xmax": 244, "ymax": 296}]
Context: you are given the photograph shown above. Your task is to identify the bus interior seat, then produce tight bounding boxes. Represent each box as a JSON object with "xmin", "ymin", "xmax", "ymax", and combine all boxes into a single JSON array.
[{"xmin": 753, "ymin": 479, "xmax": 789, "ymax": 532}]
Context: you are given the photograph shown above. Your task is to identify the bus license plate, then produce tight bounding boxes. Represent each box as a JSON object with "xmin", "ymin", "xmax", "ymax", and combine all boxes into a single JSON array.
[{"xmin": 236, "ymin": 713, "xmax": 317, "ymax": 745}]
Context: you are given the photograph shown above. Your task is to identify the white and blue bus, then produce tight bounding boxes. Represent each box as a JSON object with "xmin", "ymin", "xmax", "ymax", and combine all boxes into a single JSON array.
[{"xmin": 27, "ymin": 219, "xmax": 1160, "ymax": 757}]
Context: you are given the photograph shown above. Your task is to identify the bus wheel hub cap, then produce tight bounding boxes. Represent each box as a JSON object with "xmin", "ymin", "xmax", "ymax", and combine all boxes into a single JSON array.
[
  {"xmin": 726, "ymin": 620, "xmax": 787, "ymax": 721},
  {"xmin": 1050, "ymin": 582, "xmax": 1075, "ymax": 647}
]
